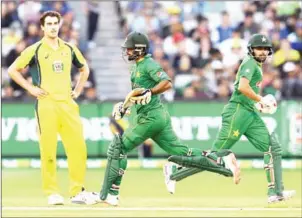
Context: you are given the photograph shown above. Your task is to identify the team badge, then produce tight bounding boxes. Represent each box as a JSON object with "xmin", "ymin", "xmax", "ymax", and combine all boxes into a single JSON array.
[
  {"xmin": 52, "ymin": 60, "xmax": 64, "ymax": 73},
  {"xmin": 157, "ymin": 71, "xmax": 163, "ymax": 78}
]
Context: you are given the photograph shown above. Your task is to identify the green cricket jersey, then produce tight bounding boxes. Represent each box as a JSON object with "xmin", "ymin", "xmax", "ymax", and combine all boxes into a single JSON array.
[
  {"xmin": 130, "ymin": 54, "xmax": 171, "ymax": 114},
  {"xmin": 229, "ymin": 55, "xmax": 263, "ymax": 111}
]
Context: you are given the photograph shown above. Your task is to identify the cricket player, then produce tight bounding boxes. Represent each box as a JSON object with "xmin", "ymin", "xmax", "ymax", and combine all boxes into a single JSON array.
[
  {"xmin": 164, "ymin": 34, "xmax": 296, "ymax": 203},
  {"xmin": 99, "ymin": 31, "xmax": 241, "ymax": 206},
  {"xmin": 8, "ymin": 11, "xmax": 99, "ymax": 205}
]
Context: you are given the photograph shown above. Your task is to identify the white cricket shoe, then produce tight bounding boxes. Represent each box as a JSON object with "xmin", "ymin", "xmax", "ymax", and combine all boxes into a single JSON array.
[
  {"xmin": 163, "ymin": 162, "xmax": 177, "ymax": 194},
  {"xmin": 104, "ymin": 193, "xmax": 119, "ymax": 206},
  {"xmin": 70, "ymin": 191, "xmax": 100, "ymax": 205},
  {"xmin": 282, "ymin": 190, "xmax": 296, "ymax": 200},
  {"xmin": 48, "ymin": 194, "xmax": 64, "ymax": 205},
  {"xmin": 222, "ymin": 152, "xmax": 241, "ymax": 184},
  {"xmin": 268, "ymin": 195, "xmax": 283, "ymax": 203}
]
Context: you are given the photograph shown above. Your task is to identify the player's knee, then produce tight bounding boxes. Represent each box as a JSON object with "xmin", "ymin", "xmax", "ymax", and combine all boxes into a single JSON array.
[
  {"xmin": 270, "ymin": 132, "xmax": 282, "ymax": 156},
  {"xmin": 107, "ymin": 134, "xmax": 124, "ymax": 159}
]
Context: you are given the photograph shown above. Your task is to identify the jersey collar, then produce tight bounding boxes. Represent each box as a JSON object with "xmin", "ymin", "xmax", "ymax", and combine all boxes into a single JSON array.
[
  {"xmin": 41, "ymin": 37, "xmax": 64, "ymax": 51},
  {"xmin": 136, "ymin": 54, "xmax": 151, "ymax": 64}
]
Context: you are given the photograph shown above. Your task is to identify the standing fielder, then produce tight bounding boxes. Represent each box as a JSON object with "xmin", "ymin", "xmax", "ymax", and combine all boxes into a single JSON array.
[
  {"xmin": 8, "ymin": 11, "xmax": 99, "ymax": 205},
  {"xmin": 99, "ymin": 31, "xmax": 241, "ymax": 206},
  {"xmin": 164, "ymin": 34, "xmax": 295, "ymax": 203}
]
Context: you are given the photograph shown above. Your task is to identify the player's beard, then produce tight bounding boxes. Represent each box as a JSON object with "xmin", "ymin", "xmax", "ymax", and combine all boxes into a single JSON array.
[{"xmin": 254, "ymin": 55, "xmax": 268, "ymax": 63}]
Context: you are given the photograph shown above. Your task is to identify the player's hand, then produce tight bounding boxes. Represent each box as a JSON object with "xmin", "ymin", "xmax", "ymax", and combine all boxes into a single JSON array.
[
  {"xmin": 28, "ymin": 86, "xmax": 48, "ymax": 99},
  {"xmin": 130, "ymin": 89, "xmax": 152, "ymax": 105},
  {"xmin": 71, "ymin": 90, "xmax": 81, "ymax": 99},
  {"xmin": 112, "ymin": 102, "xmax": 130, "ymax": 120},
  {"xmin": 255, "ymin": 94, "xmax": 277, "ymax": 114}
]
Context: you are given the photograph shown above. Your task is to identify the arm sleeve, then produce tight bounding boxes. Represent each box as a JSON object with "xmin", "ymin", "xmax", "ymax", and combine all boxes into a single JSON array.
[
  {"xmin": 14, "ymin": 45, "xmax": 36, "ymax": 69},
  {"xmin": 148, "ymin": 62, "xmax": 171, "ymax": 83},
  {"xmin": 238, "ymin": 60, "xmax": 256, "ymax": 81},
  {"xmin": 72, "ymin": 45, "xmax": 87, "ymax": 68}
]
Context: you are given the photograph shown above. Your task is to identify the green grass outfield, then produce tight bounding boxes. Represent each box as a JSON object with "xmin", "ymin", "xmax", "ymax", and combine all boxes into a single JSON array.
[{"xmin": 2, "ymin": 168, "xmax": 301, "ymax": 217}]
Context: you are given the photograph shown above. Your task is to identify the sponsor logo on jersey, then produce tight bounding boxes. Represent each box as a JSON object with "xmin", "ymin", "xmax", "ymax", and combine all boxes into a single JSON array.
[{"xmin": 52, "ymin": 60, "xmax": 64, "ymax": 73}]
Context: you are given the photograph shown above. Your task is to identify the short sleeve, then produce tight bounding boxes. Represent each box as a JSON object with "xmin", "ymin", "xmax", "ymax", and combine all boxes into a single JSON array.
[
  {"xmin": 15, "ymin": 45, "xmax": 36, "ymax": 69},
  {"xmin": 148, "ymin": 61, "xmax": 171, "ymax": 83},
  {"xmin": 238, "ymin": 60, "xmax": 256, "ymax": 81},
  {"xmin": 72, "ymin": 45, "xmax": 86, "ymax": 68}
]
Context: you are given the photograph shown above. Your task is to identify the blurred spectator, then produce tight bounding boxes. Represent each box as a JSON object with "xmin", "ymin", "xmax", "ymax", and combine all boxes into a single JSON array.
[
  {"xmin": 17, "ymin": 1, "xmax": 42, "ymax": 27},
  {"xmin": 273, "ymin": 39, "xmax": 300, "ymax": 69},
  {"xmin": 148, "ymin": 30, "xmax": 163, "ymax": 55},
  {"xmin": 172, "ymin": 43, "xmax": 195, "ymax": 75},
  {"xmin": 24, "ymin": 23, "xmax": 40, "ymax": 45},
  {"xmin": 69, "ymin": 29, "xmax": 88, "ymax": 54},
  {"xmin": 129, "ymin": 8, "xmax": 161, "ymax": 34},
  {"xmin": 1, "ymin": 1, "xmax": 21, "ymax": 28},
  {"xmin": 287, "ymin": 20, "xmax": 302, "ymax": 55},
  {"xmin": 215, "ymin": 79, "xmax": 232, "ymax": 101},
  {"xmin": 86, "ymin": 1, "xmax": 99, "ymax": 49},
  {"xmin": 73, "ymin": 64, "xmax": 97, "ymax": 102},
  {"xmin": 237, "ymin": 11, "xmax": 260, "ymax": 41},
  {"xmin": 216, "ymin": 11, "xmax": 233, "ymax": 43},
  {"xmin": 270, "ymin": 17, "xmax": 290, "ymax": 40},
  {"xmin": 2, "ymin": 24, "xmax": 22, "ymax": 57},
  {"xmin": 163, "ymin": 25, "xmax": 198, "ymax": 58},
  {"xmin": 182, "ymin": 77, "xmax": 211, "ymax": 100},
  {"xmin": 281, "ymin": 62, "xmax": 302, "ymax": 98},
  {"xmin": 4, "ymin": 40, "xmax": 26, "ymax": 68}
]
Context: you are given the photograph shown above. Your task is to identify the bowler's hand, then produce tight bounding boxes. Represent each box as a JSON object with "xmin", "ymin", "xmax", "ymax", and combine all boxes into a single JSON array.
[{"xmin": 28, "ymin": 86, "xmax": 48, "ymax": 99}]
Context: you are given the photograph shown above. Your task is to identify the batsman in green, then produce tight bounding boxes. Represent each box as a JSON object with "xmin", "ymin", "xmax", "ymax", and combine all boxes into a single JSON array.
[
  {"xmin": 98, "ymin": 32, "xmax": 240, "ymax": 206},
  {"xmin": 165, "ymin": 34, "xmax": 295, "ymax": 204}
]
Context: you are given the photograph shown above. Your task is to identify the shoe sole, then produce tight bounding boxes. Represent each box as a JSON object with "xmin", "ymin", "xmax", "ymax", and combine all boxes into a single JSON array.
[
  {"xmin": 163, "ymin": 163, "xmax": 175, "ymax": 194},
  {"xmin": 101, "ymin": 200, "xmax": 119, "ymax": 206},
  {"xmin": 228, "ymin": 153, "xmax": 241, "ymax": 185}
]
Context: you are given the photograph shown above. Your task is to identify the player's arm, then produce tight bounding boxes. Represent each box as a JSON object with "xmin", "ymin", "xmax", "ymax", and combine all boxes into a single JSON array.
[
  {"xmin": 238, "ymin": 65, "xmax": 276, "ymax": 114},
  {"xmin": 8, "ymin": 46, "xmax": 48, "ymax": 98},
  {"xmin": 150, "ymin": 79, "xmax": 172, "ymax": 95},
  {"xmin": 130, "ymin": 66, "xmax": 172, "ymax": 105},
  {"xmin": 238, "ymin": 78, "xmax": 261, "ymax": 102},
  {"xmin": 71, "ymin": 45, "xmax": 90, "ymax": 99}
]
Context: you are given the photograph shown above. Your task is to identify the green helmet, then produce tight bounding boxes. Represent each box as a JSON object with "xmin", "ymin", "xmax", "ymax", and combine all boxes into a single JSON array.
[
  {"xmin": 247, "ymin": 34, "xmax": 273, "ymax": 56},
  {"xmin": 122, "ymin": 31, "xmax": 149, "ymax": 61}
]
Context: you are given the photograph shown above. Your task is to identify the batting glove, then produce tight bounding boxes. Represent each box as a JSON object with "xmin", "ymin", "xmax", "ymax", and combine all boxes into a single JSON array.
[
  {"xmin": 255, "ymin": 94, "xmax": 277, "ymax": 114},
  {"xmin": 130, "ymin": 89, "xmax": 152, "ymax": 105},
  {"xmin": 112, "ymin": 102, "xmax": 130, "ymax": 120}
]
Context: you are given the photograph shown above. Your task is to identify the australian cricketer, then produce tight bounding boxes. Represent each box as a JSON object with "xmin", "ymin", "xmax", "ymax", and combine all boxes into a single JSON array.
[{"xmin": 8, "ymin": 11, "xmax": 98, "ymax": 205}]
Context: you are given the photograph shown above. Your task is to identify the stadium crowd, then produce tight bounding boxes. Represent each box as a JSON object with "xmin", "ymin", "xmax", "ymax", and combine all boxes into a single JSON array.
[
  {"xmin": 118, "ymin": 1, "xmax": 302, "ymax": 101},
  {"xmin": 2, "ymin": 1, "xmax": 302, "ymax": 102}
]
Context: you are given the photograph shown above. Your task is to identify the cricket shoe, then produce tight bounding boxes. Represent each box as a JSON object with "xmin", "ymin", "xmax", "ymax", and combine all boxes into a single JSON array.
[
  {"xmin": 71, "ymin": 191, "xmax": 100, "ymax": 205},
  {"xmin": 103, "ymin": 193, "xmax": 119, "ymax": 206},
  {"xmin": 48, "ymin": 194, "xmax": 64, "ymax": 205},
  {"xmin": 163, "ymin": 162, "xmax": 177, "ymax": 194},
  {"xmin": 222, "ymin": 152, "xmax": 241, "ymax": 184},
  {"xmin": 268, "ymin": 195, "xmax": 284, "ymax": 204}
]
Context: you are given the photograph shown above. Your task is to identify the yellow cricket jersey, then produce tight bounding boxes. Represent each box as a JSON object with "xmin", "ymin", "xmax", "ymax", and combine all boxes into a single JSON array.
[{"xmin": 15, "ymin": 37, "xmax": 86, "ymax": 100}]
